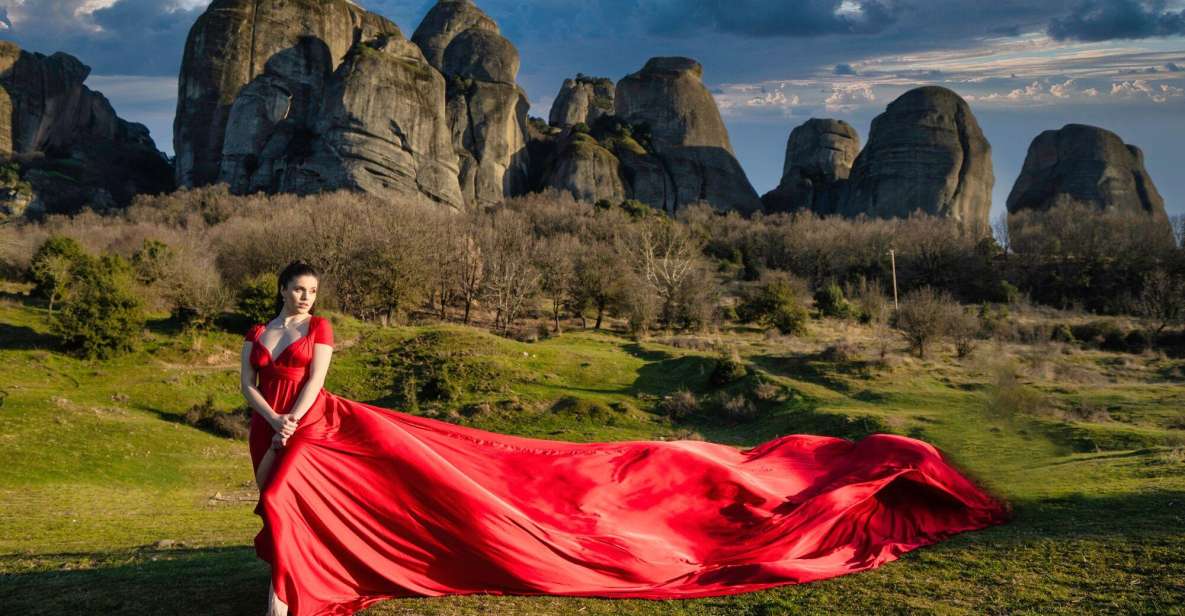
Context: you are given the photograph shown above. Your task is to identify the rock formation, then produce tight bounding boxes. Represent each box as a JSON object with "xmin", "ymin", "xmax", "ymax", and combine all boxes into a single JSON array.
[
  {"xmin": 0, "ymin": 42, "xmax": 172, "ymax": 218},
  {"xmin": 538, "ymin": 58, "xmax": 760, "ymax": 215},
  {"xmin": 413, "ymin": 0, "xmax": 531, "ymax": 207},
  {"xmin": 411, "ymin": 0, "xmax": 499, "ymax": 72},
  {"xmin": 761, "ymin": 118, "xmax": 859, "ymax": 215},
  {"xmin": 1006, "ymin": 123, "xmax": 1168, "ymax": 222},
  {"xmin": 841, "ymin": 86, "xmax": 993, "ymax": 230},
  {"xmin": 174, "ymin": 0, "xmax": 400, "ymax": 188},
  {"xmin": 614, "ymin": 57, "xmax": 761, "ymax": 214},
  {"xmin": 549, "ymin": 75, "xmax": 615, "ymax": 128}
]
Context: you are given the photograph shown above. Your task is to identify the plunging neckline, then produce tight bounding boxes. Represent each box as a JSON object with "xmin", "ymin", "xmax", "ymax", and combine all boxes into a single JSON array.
[{"xmin": 257, "ymin": 315, "xmax": 315, "ymax": 362}]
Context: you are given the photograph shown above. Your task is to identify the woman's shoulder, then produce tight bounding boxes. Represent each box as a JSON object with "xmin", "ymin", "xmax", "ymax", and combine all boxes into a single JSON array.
[
  {"xmin": 244, "ymin": 323, "xmax": 264, "ymax": 341},
  {"xmin": 313, "ymin": 315, "xmax": 334, "ymax": 345}
]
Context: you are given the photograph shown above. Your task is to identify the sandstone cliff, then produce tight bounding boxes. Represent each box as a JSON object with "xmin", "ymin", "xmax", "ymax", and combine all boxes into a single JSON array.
[
  {"xmin": 1006, "ymin": 123, "xmax": 1168, "ymax": 222},
  {"xmin": 841, "ymin": 86, "xmax": 993, "ymax": 230},
  {"xmin": 761, "ymin": 118, "xmax": 859, "ymax": 215},
  {"xmin": 0, "ymin": 42, "xmax": 172, "ymax": 218}
]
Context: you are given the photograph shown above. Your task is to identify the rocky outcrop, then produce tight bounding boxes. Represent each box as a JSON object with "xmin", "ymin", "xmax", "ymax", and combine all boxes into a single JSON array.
[
  {"xmin": 414, "ymin": 0, "xmax": 530, "ymax": 207},
  {"xmin": 1006, "ymin": 123, "xmax": 1168, "ymax": 222},
  {"xmin": 614, "ymin": 57, "xmax": 761, "ymax": 215},
  {"xmin": 761, "ymin": 118, "xmax": 859, "ymax": 215},
  {"xmin": 549, "ymin": 75, "xmax": 615, "ymax": 128},
  {"xmin": 0, "ymin": 42, "xmax": 172, "ymax": 218},
  {"xmin": 542, "ymin": 132, "xmax": 627, "ymax": 204},
  {"xmin": 841, "ymin": 86, "xmax": 993, "ymax": 229},
  {"xmin": 174, "ymin": 0, "xmax": 400, "ymax": 188},
  {"xmin": 410, "ymin": 0, "xmax": 499, "ymax": 72}
]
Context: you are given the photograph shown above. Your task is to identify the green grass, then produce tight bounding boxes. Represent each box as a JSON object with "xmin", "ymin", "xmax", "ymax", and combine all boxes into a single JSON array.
[{"xmin": 0, "ymin": 290, "xmax": 1183, "ymax": 615}]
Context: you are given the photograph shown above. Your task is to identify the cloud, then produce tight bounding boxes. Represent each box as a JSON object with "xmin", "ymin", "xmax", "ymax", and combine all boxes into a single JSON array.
[
  {"xmin": 825, "ymin": 82, "xmax": 876, "ymax": 110},
  {"xmin": 834, "ymin": 63, "xmax": 858, "ymax": 75},
  {"xmin": 1110, "ymin": 78, "xmax": 1185, "ymax": 101},
  {"xmin": 1, "ymin": 0, "xmax": 205, "ymax": 75},
  {"xmin": 1048, "ymin": 0, "xmax": 1185, "ymax": 42}
]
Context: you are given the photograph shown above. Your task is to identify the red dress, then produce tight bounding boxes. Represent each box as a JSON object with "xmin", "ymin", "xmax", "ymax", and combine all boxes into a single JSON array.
[{"xmin": 245, "ymin": 317, "xmax": 1012, "ymax": 616}]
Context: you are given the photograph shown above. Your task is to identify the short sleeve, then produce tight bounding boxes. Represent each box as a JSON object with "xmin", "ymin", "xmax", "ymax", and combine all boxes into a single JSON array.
[
  {"xmin": 244, "ymin": 324, "xmax": 262, "ymax": 342},
  {"xmin": 313, "ymin": 316, "xmax": 334, "ymax": 347}
]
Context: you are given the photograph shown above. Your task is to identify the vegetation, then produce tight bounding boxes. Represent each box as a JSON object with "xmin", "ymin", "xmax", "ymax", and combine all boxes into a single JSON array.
[{"xmin": 0, "ymin": 187, "xmax": 1183, "ymax": 613}]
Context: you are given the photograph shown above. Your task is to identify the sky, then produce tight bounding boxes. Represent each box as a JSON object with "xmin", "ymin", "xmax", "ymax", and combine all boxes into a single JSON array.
[{"xmin": 2, "ymin": 0, "xmax": 1184, "ymax": 220}]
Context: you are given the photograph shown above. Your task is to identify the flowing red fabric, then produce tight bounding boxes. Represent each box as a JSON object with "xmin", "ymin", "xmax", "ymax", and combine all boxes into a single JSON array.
[{"xmin": 245, "ymin": 317, "xmax": 1012, "ymax": 616}]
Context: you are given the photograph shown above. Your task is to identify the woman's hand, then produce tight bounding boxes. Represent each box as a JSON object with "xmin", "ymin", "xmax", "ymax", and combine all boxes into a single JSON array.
[
  {"xmin": 279, "ymin": 414, "xmax": 300, "ymax": 439},
  {"xmin": 271, "ymin": 432, "xmax": 285, "ymax": 450}
]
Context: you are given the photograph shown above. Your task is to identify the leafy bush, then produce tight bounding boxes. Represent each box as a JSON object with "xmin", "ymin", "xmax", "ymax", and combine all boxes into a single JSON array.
[
  {"xmin": 814, "ymin": 281, "xmax": 857, "ymax": 319},
  {"xmin": 130, "ymin": 238, "xmax": 174, "ymax": 286},
  {"xmin": 51, "ymin": 252, "xmax": 146, "ymax": 359},
  {"xmin": 237, "ymin": 271, "xmax": 277, "ymax": 324},
  {"xmin": 736, "ymin": 271, "xmax": 810, "ymax": 335},
  {"xmin": 29, "ymin": 235, "xmax": 87, "ymax": 314}
]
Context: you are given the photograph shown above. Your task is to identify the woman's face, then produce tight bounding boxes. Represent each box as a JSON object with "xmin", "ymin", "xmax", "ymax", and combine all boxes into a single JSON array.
[{"xmin": 282, "ymin": 274, "xmax": 318, "ymax": 316}]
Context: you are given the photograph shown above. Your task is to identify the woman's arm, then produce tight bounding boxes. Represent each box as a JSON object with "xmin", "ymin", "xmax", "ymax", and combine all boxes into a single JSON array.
[
  {"xmin": 241, "ymin": 341, "xmax": 281, "ymax": 428},
  {"xmin": 285, "ymin": 342, "xmax": 334, "ymax": 422}
]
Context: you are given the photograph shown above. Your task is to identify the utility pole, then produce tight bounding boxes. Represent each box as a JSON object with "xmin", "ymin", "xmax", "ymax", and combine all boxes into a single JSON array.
[{"xmin": 889, "ymin": 248, "xmax": 899, "ymax": 311}]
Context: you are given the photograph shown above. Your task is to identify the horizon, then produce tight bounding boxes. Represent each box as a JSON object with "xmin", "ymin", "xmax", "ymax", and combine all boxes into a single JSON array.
[{"xmin": 3, "ymin": 0, "xmax": 1184, "ymax": 220}]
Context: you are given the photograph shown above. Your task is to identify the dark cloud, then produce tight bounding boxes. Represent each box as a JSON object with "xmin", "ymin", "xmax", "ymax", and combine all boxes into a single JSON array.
[
  {"xmin": 1048, "ymin": 0, "xmax": 1185, "ymax": 41},
  {"xmin": 834, "ymin": 63, "xmax": 858, "ymax": 75}
]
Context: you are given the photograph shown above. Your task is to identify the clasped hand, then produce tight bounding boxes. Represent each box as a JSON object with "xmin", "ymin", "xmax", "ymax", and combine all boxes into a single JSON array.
[{"xmin": 270, "ymin": 414, "xmax": 300, "ymax": 450}]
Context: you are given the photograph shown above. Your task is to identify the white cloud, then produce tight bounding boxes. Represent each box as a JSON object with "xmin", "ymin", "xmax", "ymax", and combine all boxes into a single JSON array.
[
  {"xmin": 1110, "ymin": 79, "xmax": 1185, "ymax": 103},
  {"xmin": 825, "ymin": 83, "xmax": 876, "ymax": 110}
]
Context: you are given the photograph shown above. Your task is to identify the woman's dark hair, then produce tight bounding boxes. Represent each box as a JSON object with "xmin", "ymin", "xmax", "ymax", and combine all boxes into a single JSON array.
[{"xmin": 275, "ymin": 260, "xmax": 321, "ymax": 315}]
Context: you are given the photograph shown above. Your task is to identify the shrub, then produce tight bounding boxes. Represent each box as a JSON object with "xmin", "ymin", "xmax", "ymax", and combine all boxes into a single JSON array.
[
  {"xmin": 709, "ymin": 347, "xmax": 748, "ymax": 386},
  {"xmin": 892, "ymin": 286, "xmax": 962, "ymax": 358},
  {"xmin": 130, "ymin": 238, "xmax": 174, "ymax": 286},
  {"xmin": 237, "ymin": 271, "xmax": 277, "ymax": 324},
  {"xmin": 657, "ymin": 389, "xmax": 699, "ymax": 420},
  {"xmin": 29, "ymin": 235, "xmax": 87, "ymax": 314},
  {"xmin": 948, "ymin": 307, "xmax": 982, "ymax": 358},
  {"xmin": 813, "ymin": 281, "xmax": 857, "ymax": 319},
  {"xmin": 1071, "ymin": 320, "xmax": 1124, "ymax": 349},
  {"xmin": 711, "ymin": 392, "xmax": 758, "ymax": 422},
  {"xmin": 985, "ymin": 360, "xmax": 1048, "ymax": 420},
  {"xmin": 163, "ymin": 255, "xmax": 231, "ymax": 331},
  {"xmin": 183, "ymin": 394, "xmax": 251, "ymax": 440},
  {"xmin": 1124, "ymin": 329, "xmax": 1153, "ymax": 353},
  {"xmin": 736, "ymin": 271, "xmax": 810, "ymax": 335},
  {"xmin": 1051, "ymin": 323, "xmax": 1076, "ymax": 343},
  {"xmin": 51, "ymin": 252, "xmax": 146, "ymax": 359}
]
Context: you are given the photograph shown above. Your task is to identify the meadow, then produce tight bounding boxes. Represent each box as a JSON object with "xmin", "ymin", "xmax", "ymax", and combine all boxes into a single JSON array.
[{"xmin": 0, "ymin": 284, "xmax": 1183, "ymax": 615}]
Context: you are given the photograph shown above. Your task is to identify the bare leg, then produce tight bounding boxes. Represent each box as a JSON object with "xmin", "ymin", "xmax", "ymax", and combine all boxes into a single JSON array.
[
  {"xmin": 255, "ymin": 446, "xmax": 277, "ymax": 491},
  {"xmin": 267, "ymin": 581, "xmax": 288, "ymax": 616},
  {"xmin": 257, "ymin": 447, "xmax": 289, "ymax": 615}
]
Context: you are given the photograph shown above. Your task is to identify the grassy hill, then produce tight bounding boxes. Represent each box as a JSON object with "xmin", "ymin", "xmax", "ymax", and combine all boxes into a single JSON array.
[{"xmin": 1, "ymin": 286, "xmax": 1183, "ymax": 615}]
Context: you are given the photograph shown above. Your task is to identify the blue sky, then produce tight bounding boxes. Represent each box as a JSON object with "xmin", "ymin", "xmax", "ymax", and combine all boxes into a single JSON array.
[{"xmin": 2, "ymin": 0, "xmax": 1184, "ymax": 219}]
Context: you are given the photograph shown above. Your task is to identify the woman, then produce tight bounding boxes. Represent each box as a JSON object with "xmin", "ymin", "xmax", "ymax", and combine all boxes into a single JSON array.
[{"xmin": 241, "ymin": 259, "xmax": 1012, "ymax": 616}]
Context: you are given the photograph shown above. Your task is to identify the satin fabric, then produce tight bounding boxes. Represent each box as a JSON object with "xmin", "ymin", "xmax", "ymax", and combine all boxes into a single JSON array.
[{"xmin": 245, "ymin": 318, "xmax": 1012, "ymax": 616}]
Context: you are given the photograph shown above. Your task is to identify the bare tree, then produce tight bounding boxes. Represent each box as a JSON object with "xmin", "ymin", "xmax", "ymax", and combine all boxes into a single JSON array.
[
  {"xmin": 617, "ymin": 216, "xmax": 704, "ymax": 329},
  {"xmin": 1136, "ymin": 270, "xmax": 1185, "ymax": 334},
  {"xmin": 571, "ymin": 242, "xmax": 626, "ymax": 330},
  {"xmin": 1171, "ymin": 213, "xmax": 1185, "ymax": 249},
  {"xmin": 992, "ymin": 211, "xmax": 1011, "ymax": 257},
  {"xmin": 482, "ymin": 208, "xmax": 541, "ymax": 332},
  {"xmin": 536, "ymin": 233, "xmax": 579, "ymax": 333},
  {"xmin": 452, "ymin": 208, "xmax": 487, "ymax": 325}
]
